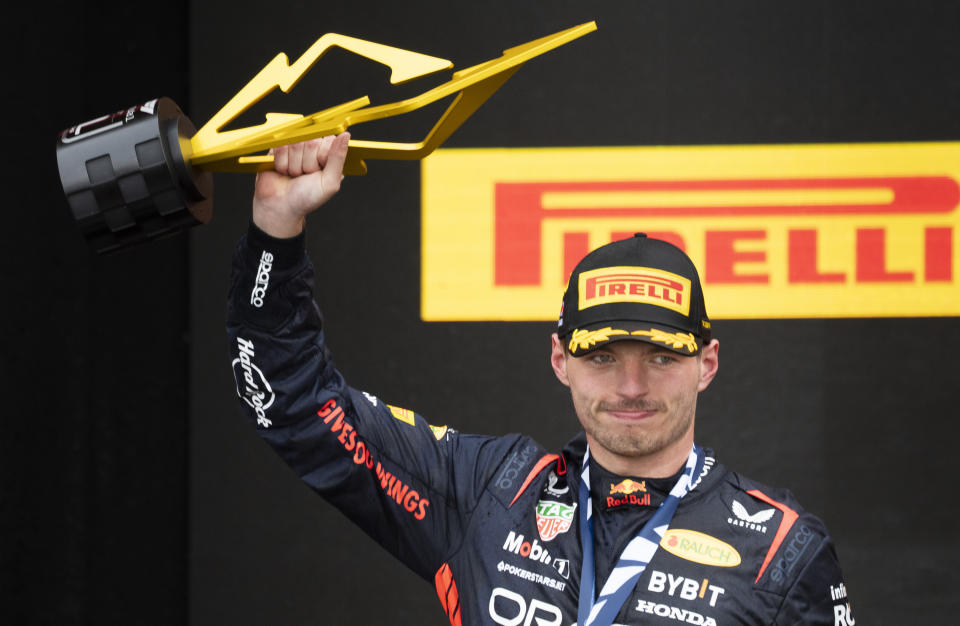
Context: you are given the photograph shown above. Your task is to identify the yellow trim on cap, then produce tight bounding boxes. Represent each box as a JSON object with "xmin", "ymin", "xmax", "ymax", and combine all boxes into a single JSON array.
[
  {"xmin": 630, "ymin": 329, "xmax": 698, "ymax": 353},
  {"xmin": 568, "ymin": 327, "xmax": 698, "ymax": 354},
  {"xmin": 568, "ymin": 327, "xmax": 629, "ymax": 353}
]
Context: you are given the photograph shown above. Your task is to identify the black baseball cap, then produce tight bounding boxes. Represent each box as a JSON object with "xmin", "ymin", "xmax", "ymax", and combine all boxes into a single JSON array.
[{"xmin": 557, "ymin": 233, "xmax": 711, "ymax": 356}]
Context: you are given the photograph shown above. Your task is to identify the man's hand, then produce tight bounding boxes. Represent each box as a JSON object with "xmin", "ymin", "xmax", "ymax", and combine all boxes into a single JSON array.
[{"xmin": 252, "ymin": 132, "xmax": 350, "ymax": 238}]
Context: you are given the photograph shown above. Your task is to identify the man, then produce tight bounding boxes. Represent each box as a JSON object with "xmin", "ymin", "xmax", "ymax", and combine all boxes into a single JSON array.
[{"xmin": 228, "ymin": 134, "xmax": 854, "ymax": 625}]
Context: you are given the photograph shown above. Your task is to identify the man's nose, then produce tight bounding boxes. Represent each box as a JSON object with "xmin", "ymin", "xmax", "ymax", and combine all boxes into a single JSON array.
[{"xmin": 616, "ymin": 360, "xmax": 649, "ymax": 398}]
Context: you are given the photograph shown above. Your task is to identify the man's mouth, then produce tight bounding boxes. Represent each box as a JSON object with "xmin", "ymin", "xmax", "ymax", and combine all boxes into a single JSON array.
[{"xmin": 600, "ymin": 402, "xmax": 664, "ymax": 421}]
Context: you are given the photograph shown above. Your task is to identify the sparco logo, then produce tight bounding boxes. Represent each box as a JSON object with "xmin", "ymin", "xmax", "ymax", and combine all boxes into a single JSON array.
[
  {"xmin": 503, "ymin": 531, "xmax": 552, "ymax": 566},
  {"xmin": 495, "ymin": 445, "xmax": 535, "ymax": 490},
  {"xmin": 249, "ymin": 250, "xmax": 274, "ymax": 307},
  {"xmin": 232, "ymin": 337, "xmax": 275, "ymax": 428},
  {"xmin": 769, "ymin": 523, "xmax": 814, "ymax": 585}
]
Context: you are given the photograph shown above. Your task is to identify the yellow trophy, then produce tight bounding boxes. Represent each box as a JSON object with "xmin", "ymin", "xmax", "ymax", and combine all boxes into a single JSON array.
[{"xmin": 56, "ymin": 22, "xmax": 596, "ymax": 253}]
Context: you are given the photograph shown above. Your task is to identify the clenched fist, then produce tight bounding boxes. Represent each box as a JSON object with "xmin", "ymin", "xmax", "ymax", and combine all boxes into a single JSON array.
[{"xmin": 252, "ymin": 132, "xmax": 350, "ymax": 238}]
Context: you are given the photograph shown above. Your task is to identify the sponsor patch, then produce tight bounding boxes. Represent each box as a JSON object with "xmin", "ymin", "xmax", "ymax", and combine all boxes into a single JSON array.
[
  {"xmin": 634, "ymin": 599, "xmax": 717, "ymax": 626},
  {"xmin": 727, "ymin": 499, "xmax": 775, "ymax": 533},
  {"xmin": 535, "ymin": 500, "xmax": 576, "ymax": 541},
  {"xmin": 429, "ymin": 424, "xmax": 449, "ymax": 440},
  {"xmin": 647, "ymin": 569, "xmax": 725, "ymax": 608},
  {"xmin": 606, "ymin": 492, "xmax": 652, "ymax": 510},
  {"xmin": 660, "ymin": 529, "xmax": 741, "ymax": 568},
  {"xmin": 578, "ymin": 266, "xmax": 691, "ymax": 314},
  {"xmin": 495, "ymin": 561, "xmax": 566, "ymax": 592},
  {"xmin": 388, "ymin": 404, "xmax": 416, "ymax": 426},
  {"xmin": 494, "ymin": 445, "xmax": 535, "ymax": 491},
  {"xmin": 503, "ymin": 531, "xmax": 553, "ymax": 566},
  {"xmin": 830, "ymin": 582, "xmax": 855, "ymax": 626},
  {"xmin": 249, "ymin": 250, "xmax": 274, "ymax": 307},
  {"xmin": 489, "ymin": 587, "xmax": 563, "ymax": 626},
  {"xmin": 769, "ymin": 523, "xmax": 814, "ymax": 586},
  {"xmin": 232, "ymin": 337, "xmax": 275, "ymax": 428}
]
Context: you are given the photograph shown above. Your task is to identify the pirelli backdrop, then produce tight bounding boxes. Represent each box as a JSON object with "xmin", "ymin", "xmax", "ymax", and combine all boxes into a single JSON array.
[{"xmin": 188, "ymin": 2, "xmax": 960, "ymax": 625}]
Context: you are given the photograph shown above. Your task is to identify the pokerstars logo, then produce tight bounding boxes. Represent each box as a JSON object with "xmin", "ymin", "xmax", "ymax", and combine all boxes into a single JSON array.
[
  {"xmin": 535, "ymin": 500, "xmax": 576, "ymax": 541},
  {"xmin": 232, "ymin": 337, "xmax": 275, "ymax": 428}
]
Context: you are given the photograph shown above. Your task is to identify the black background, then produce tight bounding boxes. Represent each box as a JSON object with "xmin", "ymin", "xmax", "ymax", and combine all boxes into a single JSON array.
[{"xmin": 5, "ymin": 1, "xmax": 960, "ymax": 624}]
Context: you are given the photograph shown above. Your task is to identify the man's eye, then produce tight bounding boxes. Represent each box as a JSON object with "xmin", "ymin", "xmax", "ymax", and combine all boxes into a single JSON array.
[
  {"xmin": 653, "ymin": 354, "xmax": 676, "ymax": 365},
  {"xmin": 590, "ymin": 353, "xmax": 614, "ymax": 364}
]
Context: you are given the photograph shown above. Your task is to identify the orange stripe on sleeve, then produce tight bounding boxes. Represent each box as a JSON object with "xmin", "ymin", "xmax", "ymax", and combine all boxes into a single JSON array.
[
  {"xmin": 747, "ymin": 488, "xmax": 799, "ymax": 584},
  {"xmin": 509, "ymin": 454, "xmax": 560, "ymax": 507}
]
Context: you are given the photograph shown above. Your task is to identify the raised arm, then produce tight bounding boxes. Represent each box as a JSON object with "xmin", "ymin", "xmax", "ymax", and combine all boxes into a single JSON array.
[{"xmin": 226, "ymin": 138, "xmax": 535, "ymax": 582}]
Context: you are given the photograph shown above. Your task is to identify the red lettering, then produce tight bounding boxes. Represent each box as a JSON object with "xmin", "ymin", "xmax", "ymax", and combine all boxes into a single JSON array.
[
  {"xmin": 337, "ymin": 422, "xmax": 353, "ymax": 445},
  {"xmin": 607, "ymin": 497, "xmax": 615, "ymax": 506},
  {"xmin": 520, "ymin": 542, "xmax": 531, "ymax": 557},
  {"xmin": 328, "ymin": 408, "xmax": 345, "ymax": 432},
  {"xmin": 403, "ymin": 490, "xmax": 419, "ymax": 513},
  {"xmin": 369, "ymin": 461, "xmax": 427, "ymax": 520},
  {"xmin": 629, "ymin": 282, "xmax": 644, "ymax": 295},
  {"xmin": 610, "ymin": 284, "xmax": 625, "ymax": 295},
  {"xmin": 925, "ymin": 227, "xmax": 953, "ymax": 282},
  {"xmin": 338, "ymin": 424, "xmax": 356, "ymax": 451},
  {"xmin": 788, "ymin": 229, "xmax": 845, "ymax": 283},
  {"xmin": 389, "ymin": 478, "xmax": 409, "ymax": 504},
  {"xmin": 353, "ymin": 442, "xmax": 366, "ymax": 465},
  {"xmin": 856, "ymin": 228, "xmax": 914, "ymax": 282},
  {"xmin": 495, "ymin": 178, "xmax": 957, "ymax": 286},
  {"xmin": 564, "ymin": 232, "xmax": 589, "ymax": 284},
  {"xmin": 705, "ymin": 230, "xmax": 769, "ymax": 283},
  {"xmin": 317, "ymin": 399, "xmax": 337, "ymax": 417},
  {"xmin": 415, "ymin": 498, "xmax": 429, "ymax": 520}
]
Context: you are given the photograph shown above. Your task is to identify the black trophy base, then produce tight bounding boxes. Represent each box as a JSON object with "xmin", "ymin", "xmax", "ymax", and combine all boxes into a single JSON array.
[{"xmin": 56, "ymin": 97, "xmax": 213, "ymax": 254}]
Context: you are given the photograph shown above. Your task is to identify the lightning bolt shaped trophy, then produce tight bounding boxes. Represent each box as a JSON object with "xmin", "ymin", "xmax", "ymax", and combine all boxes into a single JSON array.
[{"xmin": 56, "ymin": 22, "xmax": 597, "ymax": 254}]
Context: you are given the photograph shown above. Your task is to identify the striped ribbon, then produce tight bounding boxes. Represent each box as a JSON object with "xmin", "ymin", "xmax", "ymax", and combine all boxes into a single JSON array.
[{"xmin": 577, "ymin": 444, "xmax": 705, "ymax": 626}]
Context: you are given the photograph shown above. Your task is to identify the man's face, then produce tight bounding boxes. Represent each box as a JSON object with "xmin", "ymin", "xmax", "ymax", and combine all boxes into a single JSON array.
[{"xmin": 550, "ymin": 335, "xmax": 719, "ymax": 474}]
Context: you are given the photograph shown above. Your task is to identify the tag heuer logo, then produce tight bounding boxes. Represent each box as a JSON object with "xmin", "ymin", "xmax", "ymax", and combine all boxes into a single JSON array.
[{"xmin": 536, "ymin": 500, "xmax": 576, "ymax": 541}]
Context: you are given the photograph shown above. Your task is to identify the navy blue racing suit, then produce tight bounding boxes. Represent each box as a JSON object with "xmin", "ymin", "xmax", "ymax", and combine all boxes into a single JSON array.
[{"xmin": 227, "ymin": 224, "xmax": 854, "ymax": 626}]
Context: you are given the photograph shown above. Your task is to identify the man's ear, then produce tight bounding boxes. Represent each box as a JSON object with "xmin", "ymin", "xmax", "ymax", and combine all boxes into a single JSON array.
[
  {"xmin": 697, "ymin": 339, "xmax": 720, "ymax": 392},
  {"xmin": 550, "ymin": 333, "xmax": 570, "ymax": 387}
]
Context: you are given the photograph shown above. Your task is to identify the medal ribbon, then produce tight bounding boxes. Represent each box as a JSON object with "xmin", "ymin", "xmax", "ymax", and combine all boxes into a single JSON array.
[{"xmin": 576, "ymin": 444, "xmax": 705, "ymax": 626}]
